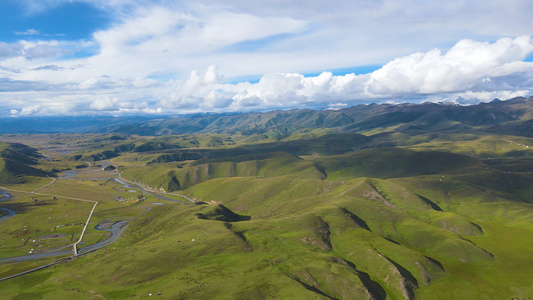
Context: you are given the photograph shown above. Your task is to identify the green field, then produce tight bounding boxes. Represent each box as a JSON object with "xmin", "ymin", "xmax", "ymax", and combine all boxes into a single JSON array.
[{"xmin": 0, "ymin": 110, "xmax": 533, "ymax": 300}]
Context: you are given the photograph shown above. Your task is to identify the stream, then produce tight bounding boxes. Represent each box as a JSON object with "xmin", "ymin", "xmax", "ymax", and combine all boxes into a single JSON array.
[
  {"xmin": 59, "ymin": 169, "xmax": 190, "ymax": 203},
  {"xmin": 0, "ymin": 221, "xmax": 129, "ymax": 265},
  {"xmin": 0, "ymin": 170, "xmax": 189, "ymax": 269},
  {"xmin": 0, "ymin": 190, "xmax": 15, "ymax": 224}
]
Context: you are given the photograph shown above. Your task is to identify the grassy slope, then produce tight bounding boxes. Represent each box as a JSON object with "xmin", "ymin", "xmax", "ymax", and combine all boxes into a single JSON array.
[
  {"xmin": 0, "ymin": 176, "xmax": 154, "ymax": 260},
  {"xmin": 1, "ymin": 145, "xmax": 532, "ymax": 299},
  {"xmin": 121, "ymin": 152, "xmax": 325, "ymax": 191},
  {"xmin": 0, "ymin": 142, "xmax": 51, "ymax": 184},
  {"xmin": 2, "ymin": 173, "xmax": 531, "ymax": 299},
  {"xmin": 1, "ymin": 119, "xmax": 533, "ymax": 300}
]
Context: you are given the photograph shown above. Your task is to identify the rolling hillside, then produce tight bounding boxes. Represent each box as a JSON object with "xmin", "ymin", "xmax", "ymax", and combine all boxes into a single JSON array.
[
  {"xmin": 0, "ymin": 97, "xmax": 532, "ymax": 299},
  {"xmin": 2, "ymin": 146, "xmax": 531, "ymax": 299},
  {"xmin": 0, "ymin": 142, "xmax": 52, "ymax": 184}
]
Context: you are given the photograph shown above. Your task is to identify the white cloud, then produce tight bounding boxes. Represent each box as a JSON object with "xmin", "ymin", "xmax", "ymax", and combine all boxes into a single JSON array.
[
  {"xmin": 89, "ymin": 97, "xmax": 119, "ymax": 111},
  {"xmin": 2, "ymin": 36, "xmax": 533, "ymax": 116},
  {"xmin": 1, "ymin": 1, "xmax": 533, "ymax": 116},
  {"xmin": 132, "ymin": 77, "xmax": 157, "ymax": 88},
  {"xmin": 14, "ymin": 29, "xmax": 40, "ymax": 36},
  {"xmin": 0, "ymin": 40, "xmax": 75, "ymax": 64},
  {"xmin": 4, "ymin": 1, "xmax": 533, "ymax": 80},
  {"xmin": 153, "ymin": 36, "xmax": 533, "ymax": 113},
  {"xmin": 24, "ymin": 44, "xmax": 60, "ymax": 59},
  {"xmin": 79, "ymin": 78, "xmax": 99, "ymax": 89},
  {"xmin": 0, "ymin": 42, "xmax": 24, "ymax": 59},
  {"xmin": 365, "ymin": 36, "xmax": 533, "ymax": 96},
  {"xmin": 10, "ymin": 104, "xmax": 42, "ymax": 116}
]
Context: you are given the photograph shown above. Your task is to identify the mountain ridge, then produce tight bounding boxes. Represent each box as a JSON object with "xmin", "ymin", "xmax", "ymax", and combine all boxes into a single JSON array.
[
  {"xmin": 100, "ymin": 96, "xmax": 533, "ymax": 136},
  {"xmin": 1, "ymin": 96, "xmax": 532, "ymax": 136}
]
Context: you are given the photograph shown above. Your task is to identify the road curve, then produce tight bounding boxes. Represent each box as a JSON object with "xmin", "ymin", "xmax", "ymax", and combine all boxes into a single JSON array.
[{"xmin": 0, "ymin": 221, "xmax": 129, "ymax": 265}]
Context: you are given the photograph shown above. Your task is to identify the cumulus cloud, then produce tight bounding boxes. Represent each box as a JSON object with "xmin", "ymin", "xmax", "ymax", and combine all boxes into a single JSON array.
[
  {"xmin": 154, "ymin": 36, "xmax": 533, "ymax": 113},
  {"xmin": 2, "ymin": 1, "xmax": 533, "ymax": 116},
  {"xmin": 89, "ymin": 97, "xmax": 119, "ymax": 111},
  {"xmin": 366, "ymin": 36, "xmax": 533, "ymax": 96},
  {"xmin": 160, "ymin": 65, "xmax": 228, "ymax": 110},
  {"xmin": 88, "ymin": 95, "xmax": 156, "ymax": 113},
  {"xmin": 4, "ymin": 36, "xmax": 532, "ymax": 116}
]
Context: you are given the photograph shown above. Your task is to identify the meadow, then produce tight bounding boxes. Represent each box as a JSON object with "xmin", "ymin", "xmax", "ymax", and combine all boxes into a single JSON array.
[{"xmin": 0, "ymin": 106, "xmax": 532, "ymax": 299}]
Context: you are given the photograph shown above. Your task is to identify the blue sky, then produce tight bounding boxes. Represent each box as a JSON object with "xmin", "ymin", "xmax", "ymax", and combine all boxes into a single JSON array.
[
  {"xmin": 0, "ymin": 1, "xmax": 111, "ymax": 43},
  {"xmin": 1, "ymin": 0, "xmax": 533, "ymax": 116}
]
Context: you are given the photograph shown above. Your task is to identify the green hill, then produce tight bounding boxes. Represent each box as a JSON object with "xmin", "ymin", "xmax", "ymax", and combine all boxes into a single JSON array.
[
  {"xmin": 0, "ymin": 142, "xmax": 51, "ymax": 184},
  {"xmin": 122, "ymin": 151, "xmax": 326, "ymax": 191},
  {"xmin": 1, "ymin": 97, "xmax": 533, "ymax": 299},
  {"xmin": 122, "ymin": 146, "xmax": 484, "ymax": 192},
  {"xmin": 317, "ymin": 148, "xmax": 483, "ymax": 180},
  {"xmin": 4, "ymin": 169, "xmax": 531, "ymax": 299}
]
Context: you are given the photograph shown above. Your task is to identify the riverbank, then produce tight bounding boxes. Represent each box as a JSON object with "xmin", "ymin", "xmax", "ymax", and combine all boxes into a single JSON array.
[{"xmin": 0, "ymin": 190, "xmax": 15, "ymax": 223}]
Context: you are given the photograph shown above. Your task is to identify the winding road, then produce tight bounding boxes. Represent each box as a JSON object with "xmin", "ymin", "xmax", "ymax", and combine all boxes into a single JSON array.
[
  {"xmin": 0, "ymin": 220, "xmax": 129, "ymax": 265},
  {"xmin": 0, "ymin": 170, "xmax": 184, "ymax": 281}
]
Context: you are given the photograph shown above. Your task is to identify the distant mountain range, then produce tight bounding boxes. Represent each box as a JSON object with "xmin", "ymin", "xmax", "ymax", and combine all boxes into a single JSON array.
[
  {"xmin": 1, "ymin": 96, "xmax": 532, "ymax": 137},
  {"xmin": 0, "ymin": 115, "xmax": 160, "ymax": 134}
]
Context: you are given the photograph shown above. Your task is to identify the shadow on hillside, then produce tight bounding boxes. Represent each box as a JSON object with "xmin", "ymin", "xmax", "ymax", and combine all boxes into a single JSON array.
[
  {"xmin": 195, "ymin": 203, "xmax": 251, "ymax": 222},
  {"xmin": 2, "ymin": 200, "xmax": 54, "ymax": 215}
]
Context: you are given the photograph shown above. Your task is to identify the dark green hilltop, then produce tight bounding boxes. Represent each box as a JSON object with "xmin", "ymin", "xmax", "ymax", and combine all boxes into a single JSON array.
[
  {"xmin": 0, "ymin": 96, "xmax": 532, "ymax": 299},
  {"xmin": 0, "ymin": 143, "xmax": 53, "ymax": 184}
]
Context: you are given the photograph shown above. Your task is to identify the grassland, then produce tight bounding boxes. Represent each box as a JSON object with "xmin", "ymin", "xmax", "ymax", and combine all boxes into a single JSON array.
[{"xmin": 0, "ymin": 122, "xmax": 532, "ymax": 299}]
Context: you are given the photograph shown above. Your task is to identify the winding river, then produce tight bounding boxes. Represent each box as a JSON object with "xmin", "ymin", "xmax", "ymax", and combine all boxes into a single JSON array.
[
  {"xmin": 0, "ymin": 190, "xmax": 15, "ymax": 224},
  {"xmin": 0, "ymin": 170, "xmax": 189, "ymax": 276},
  {"xmin": 59, "ymin": 169, "xmax": 191, "ymax": 203},
  {"xmin": 0, "ymin": 221, "xmax": 129, "ymax": 265},
  {"xmin": 113, "ymin": 178, "xmax": 191, "ymax": 203}
]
